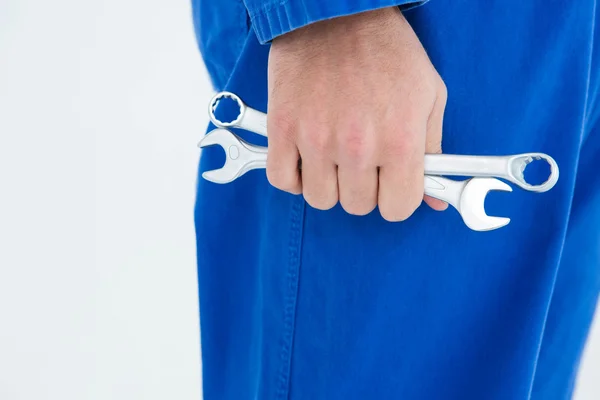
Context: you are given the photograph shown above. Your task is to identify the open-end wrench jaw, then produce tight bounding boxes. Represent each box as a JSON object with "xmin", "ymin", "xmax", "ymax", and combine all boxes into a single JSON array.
[
  {"xmin": 198, "ymin": 128, "xmax": 268, "ymax": 184},
  {"xmin": 424, "ymin": 176, "xmax": 512, "ymax": 232},
  {"xmin": 199, "ymin": 129, "xmax": 514, "ymax": 231},
  {"xmin": 459, "ymin": 178, "xmax": 512, "ymax": 231}
]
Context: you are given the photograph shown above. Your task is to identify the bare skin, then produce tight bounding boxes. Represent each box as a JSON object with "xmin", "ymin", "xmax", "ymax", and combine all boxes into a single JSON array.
[{"xmin": 266, "ymin": 7, "xmax": 448, "ymax": 221}]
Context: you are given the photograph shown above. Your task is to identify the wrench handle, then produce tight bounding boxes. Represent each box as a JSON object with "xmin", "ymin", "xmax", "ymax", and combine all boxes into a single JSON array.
[
  {"xmin": 210, "ymin": 93, "xmax": 558, "ymax": 192},
  {"xmin": 424, "ymin": 154, "xmax": 510, "ymax": 178},
  {"xmin": 424, "ymin": 153, "xmax": 559, "ymax": 192},
  {"xmin": 423, "ymin": 175, "xmax": 465, "ymax": 210},
  {"xmin": 239, "ymin": 107, "xmax": 268, "ymax": 137}
]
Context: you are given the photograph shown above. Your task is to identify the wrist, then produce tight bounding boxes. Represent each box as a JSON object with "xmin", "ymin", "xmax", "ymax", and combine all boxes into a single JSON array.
[{"xmin": 273, "ymin": 6, "xmax": 404, "ymax": 45}]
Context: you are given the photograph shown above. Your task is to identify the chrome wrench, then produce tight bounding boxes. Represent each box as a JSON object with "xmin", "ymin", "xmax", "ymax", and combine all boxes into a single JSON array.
[
  {"xmin": 209, "ymin": 91, "xmax": 559, "ymax": 193},
  {"xmin": 198, "ymin": 128, "xmax": 512, "ymax": 231},
  {"xmin": 209, "ymin": 91, "xmax": 268, "ymax": 138}
]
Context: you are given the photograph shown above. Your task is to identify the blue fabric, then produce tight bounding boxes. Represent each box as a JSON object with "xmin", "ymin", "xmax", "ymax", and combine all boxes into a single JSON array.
[
  {"xmin": 192, "ymin": 0, "xmax": 425, "ymax": 87},
  {"xmin": 243, "ymin": 0, "xmax": 428, "ymax": 43},
  {"xmin": 192, "ymin": 1, "xmax": 600, "ymax": 399}
]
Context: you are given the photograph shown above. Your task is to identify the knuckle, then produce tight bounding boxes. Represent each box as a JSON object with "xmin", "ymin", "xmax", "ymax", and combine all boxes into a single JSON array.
[
  {"xmin": 340, "ymin": 195, "xmax": 375, "ymax": 216},
  {"xmin": 266, "ymin": 165, "xmax": 296, "ymax": 192},
  {"xmin": 380, "ymin": 200, "xmax": 420, "ymax": 222},
  {"xmin": 268, "ymin": 111, "xmax": 296, "ymax": 141},
  {"xmin": 344, "ymin": 202, "xmax": 375, "ymax": 217},
  {"xmin": 426, "ymin": 136, "xmax": 442, "ymax": 154},
  {"xmin": 382, "ymin": 135, "xmax": 414, "ymax": 159},
  {"xmin": 438, "ymin": 79, "xmax": 448, "ymax": 102},
  {"xmin": 380, "ymin": 182, "xmax": 424, "ymax": 222},
  {"xmin": 340, "ymin": 129, "xmax": 372, "ymax": 165},
  {"xmin": 303, "ymin": 129, "xmax": 329, "ymax": 155},
  {"xmin": 398, "ymin": 121, "xmax": 422, "ymax": 141},
  {"xmin": 409, "ymin": 182, "xmax": 425, "ymax": 206},
  {"xmin": 428, "ymin": 143, "xmax": 443, "ymax": 155},
  {"xmin": 428, "ymin": 144, "xmax": 443, "ymax": 155},
  {"xmin": 304, "ymin": 190, "xmax": 337, "ymax": 211},
  {"xmin": 379, "ymin": 205, "xmax": 405, "ymax": 222},
  {"xmin": 415, "ymin": 71, "xmax": 438, "ymax": 98}
]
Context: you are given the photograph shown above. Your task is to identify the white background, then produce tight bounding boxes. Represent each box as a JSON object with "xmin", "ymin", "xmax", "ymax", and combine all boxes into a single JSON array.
[{"xmin": 0, "ymin": 1, "xmax": 597, "ymax": 399}]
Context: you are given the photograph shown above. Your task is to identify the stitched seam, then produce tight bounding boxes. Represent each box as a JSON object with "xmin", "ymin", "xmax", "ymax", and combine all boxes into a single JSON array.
[
  {"xmin": 249, "ymin": 0, "xmax": 293, "ymax": 21},
  {"xmin": 275, "ymin": 197, "xmax": 306, "ymax": 400},
  {"xmin": 526, "ymin": 3, "xmax": 597, "ymax": 399},
  {"xmin": 249, "ymin": 0, "xmax": 424, "ymax": 21}
]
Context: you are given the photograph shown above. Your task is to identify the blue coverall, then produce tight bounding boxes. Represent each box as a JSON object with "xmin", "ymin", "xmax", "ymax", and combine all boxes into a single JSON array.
[{"xmin": 192, "ymin": 1, "xmax": 600, "ymax": 399}]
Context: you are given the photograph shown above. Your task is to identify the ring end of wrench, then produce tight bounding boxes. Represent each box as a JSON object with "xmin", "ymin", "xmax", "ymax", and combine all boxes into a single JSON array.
[
  {"xmin": 209, "ymin": 91, "xmax": 246, "ymax": 128},
  {"xmin": 507, "ymin": 153, "xmax": 559, "ymax": 193}
]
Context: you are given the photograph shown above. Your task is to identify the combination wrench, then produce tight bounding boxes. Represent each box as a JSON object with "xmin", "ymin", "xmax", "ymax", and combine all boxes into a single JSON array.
[
  {"xmin": 209, "ymin": 91, "xmax": 559, "ymax": 193},
  {"xmin": 198, "ymin": 128, "xmax": 512, "ymax": 232}
]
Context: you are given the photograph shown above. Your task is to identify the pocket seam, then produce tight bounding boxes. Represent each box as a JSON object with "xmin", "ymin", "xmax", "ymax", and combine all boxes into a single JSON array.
[{"xmin": 275, "ymin": 197, "xmax": 306, "ymax": 400}]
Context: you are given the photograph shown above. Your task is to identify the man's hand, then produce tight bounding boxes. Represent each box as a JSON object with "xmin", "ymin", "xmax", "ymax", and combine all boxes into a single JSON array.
[{"xmin": 266, "ymin": 7, "xmax": 448, "ymax": 221}]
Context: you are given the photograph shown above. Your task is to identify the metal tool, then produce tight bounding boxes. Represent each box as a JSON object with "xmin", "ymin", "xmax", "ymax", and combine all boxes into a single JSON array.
[
  {"xmin": 209, "ymin": 91, "xmax": 268, "ymax": 138},
  {"xmin": 209, "ymin": 91, "xmax": 559, "ymax": 193},
  {"xmin": 199, "ymin": 127, "xmax": 268, "ymax": 184},
  {"xmin": 198, "ymin": 128, "xmax": 512, "ymax": 231},
  {"xmin": 424, "ymin": 153, "xmax": 558, "ymax": 193}
]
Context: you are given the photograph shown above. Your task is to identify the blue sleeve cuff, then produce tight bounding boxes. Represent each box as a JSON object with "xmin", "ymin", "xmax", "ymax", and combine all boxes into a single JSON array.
[{"xmin": 247, "ymin": 0, "xmax": 429, "ymax": 44}]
